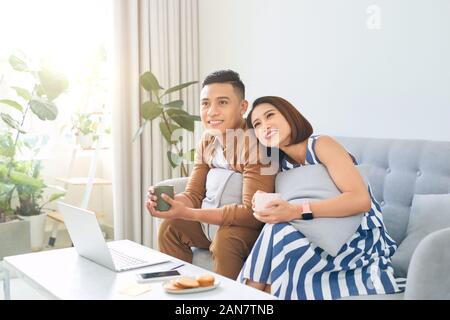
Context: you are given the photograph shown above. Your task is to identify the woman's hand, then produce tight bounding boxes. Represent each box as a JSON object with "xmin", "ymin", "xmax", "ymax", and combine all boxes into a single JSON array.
[
  {"xmin": 253, "ymin": 198, "xmax": 300, "ymax": 224},
  {"xmin": 251, "ymin": 190, "xmax": 266, "ymax": 210}
]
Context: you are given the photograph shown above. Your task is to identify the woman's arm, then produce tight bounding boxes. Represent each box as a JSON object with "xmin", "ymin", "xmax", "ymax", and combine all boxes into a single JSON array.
[
  {"xmin": 254, "ymin": 136, "xmax": 371, "ymax": 224},
  {"xmin": 307, "ymin": 135, "xmax": 371, "ymax": 218},
  {"xmin": 148, "ymin": 135, "xmax": 276, "ymax": 228}
]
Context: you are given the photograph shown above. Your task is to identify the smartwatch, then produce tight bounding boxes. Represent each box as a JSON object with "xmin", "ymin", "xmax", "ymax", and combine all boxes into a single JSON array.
[{"xmin": 301, "ymin": 202, "xmax": 314, "ymax": 220}]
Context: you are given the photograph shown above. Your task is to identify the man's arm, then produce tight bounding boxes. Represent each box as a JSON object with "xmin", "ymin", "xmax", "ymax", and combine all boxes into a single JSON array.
[
  {"xmin": 186, "ymin": 135, "xmax": 276, "ymax": 228},
  {"xmin": 149, "ymin": 135, "xmax": 276, "ymax": 228},
  {"xmin": 181, "ymin": 162, "xmax": 276, "ymax": 227},
  {"xmin": 220, "ymin": 162, "xmax": 275, "ymax": 229},
  {"xmin": 184, "ymin": 207, "xmax": 224, "ymax": 225},
  {"xmin": 179, "ymin": 139, "xmax": 209, "ymax": 209},
  {"xmin": 174, "ymin": 193, "xmax": 195, "ymax": 208}
]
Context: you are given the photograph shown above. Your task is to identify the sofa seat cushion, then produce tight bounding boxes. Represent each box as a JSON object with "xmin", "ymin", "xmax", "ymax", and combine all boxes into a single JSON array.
[
  {"xmin": 338, "ymin": 292, "xmax": 404, "ymax": 300},
  {"xmin": 191, "ymin": 247, "xmax": 213, "ymax": 271}
]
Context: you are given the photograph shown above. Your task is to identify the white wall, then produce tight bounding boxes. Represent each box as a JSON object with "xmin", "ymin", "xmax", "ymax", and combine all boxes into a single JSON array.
[{"xmin": 199, "ymin": 0, "xmax": 450, "ymax": 141}]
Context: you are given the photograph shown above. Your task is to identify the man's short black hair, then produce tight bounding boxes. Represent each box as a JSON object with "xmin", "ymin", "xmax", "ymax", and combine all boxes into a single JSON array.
[{"xmin": 201, "ymin": 69, "xmax": 245, "ymax": 100}]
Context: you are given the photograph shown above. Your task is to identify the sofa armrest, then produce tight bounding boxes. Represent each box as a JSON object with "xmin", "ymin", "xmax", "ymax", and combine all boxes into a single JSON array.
[
  {"xmin": 405, "ymin": 227, "xmax": 450, "ymax": 299},
  {"xmin": 155, "ymin": 177, "xmax": 189, "ymax": 194}
]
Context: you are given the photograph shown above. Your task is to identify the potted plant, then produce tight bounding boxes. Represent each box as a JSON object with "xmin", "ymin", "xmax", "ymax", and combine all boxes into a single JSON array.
[
  {"xmin": 133, "ymin": 71, "xmax": 200, "ymax": 177},
  {"xmin": 71, "ymin": 112, "xmax": 99, "ymax": 149},
  {"xmin": 0, "ymin": 53, "xmax": 67, "ymax": 254},
  {"xmin": 71, "ymin": 109, "xmax": 111, "ymax": 149},
  {"xmin": 0, "ymin": 165, "xmax": 31, "ymax": 259}
]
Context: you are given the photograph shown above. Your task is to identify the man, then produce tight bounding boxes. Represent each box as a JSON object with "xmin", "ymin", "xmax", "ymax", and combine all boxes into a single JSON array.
[{"xmin": 146, "ymin": 70, "xmax": 275, "ymax": 279}]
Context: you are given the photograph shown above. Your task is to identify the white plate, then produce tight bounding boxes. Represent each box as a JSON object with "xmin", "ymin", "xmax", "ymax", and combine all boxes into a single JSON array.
[{"xmin": 163, "ymin": 279, "xmax": 220, "ymax": 294}]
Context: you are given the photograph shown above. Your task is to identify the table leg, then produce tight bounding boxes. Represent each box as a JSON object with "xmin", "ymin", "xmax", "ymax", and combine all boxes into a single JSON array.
[
  {"xmin": 3, "ymin": 268, "xmax": 11, "ymax": 300},
  {"xmin": 48, "ymin": 220, "xmax": 59, "ymax": 246}
]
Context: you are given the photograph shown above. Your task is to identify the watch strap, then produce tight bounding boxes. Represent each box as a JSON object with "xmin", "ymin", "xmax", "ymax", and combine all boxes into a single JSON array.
[{"xmin": 301, "ymin": 202, "xmax": 314, "ymax": 220}]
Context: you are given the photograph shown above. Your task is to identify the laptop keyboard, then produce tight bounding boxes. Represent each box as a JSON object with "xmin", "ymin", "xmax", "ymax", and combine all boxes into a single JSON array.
[{"xmin": 110, "ymin": 248, "xmax": 147, "ymax": 268}]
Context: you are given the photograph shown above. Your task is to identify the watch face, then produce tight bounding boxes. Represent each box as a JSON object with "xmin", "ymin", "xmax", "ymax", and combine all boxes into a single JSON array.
[{"xmin": 302, "ymin": 212, "xmax": 314, "ymax": 220}]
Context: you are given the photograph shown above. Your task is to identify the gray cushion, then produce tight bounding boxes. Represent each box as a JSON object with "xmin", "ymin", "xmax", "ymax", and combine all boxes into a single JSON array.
[
  {"xmin": 339, "ymin": 292, "xmax": 405, "ymax": 300},
  {"xmin": 391, "ymin": 193, "xmax": 450, "ymax": 278},
  {"xmin": 275, "ymin": 164, "xmax": 370, "ymax": 256},
  {"xmin": 200, "ymin": 168, "xmax": 243, "ymax": 241}
]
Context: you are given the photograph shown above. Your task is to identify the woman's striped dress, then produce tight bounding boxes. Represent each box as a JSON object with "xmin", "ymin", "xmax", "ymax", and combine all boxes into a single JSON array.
[{"xmin": 238, "ymin": 135, "xmax": 406, "ymax": 300}]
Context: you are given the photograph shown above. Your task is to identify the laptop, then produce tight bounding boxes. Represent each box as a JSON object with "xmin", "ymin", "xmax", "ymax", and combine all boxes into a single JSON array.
[{"xmin": 58, "ymin": 202, "xmax": 169, "ymax": 272}]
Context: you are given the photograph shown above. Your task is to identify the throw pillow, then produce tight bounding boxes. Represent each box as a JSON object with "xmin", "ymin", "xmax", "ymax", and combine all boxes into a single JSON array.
[
  {"xmin": 391, "ymin": 193, "xmax": 450, "ymax": 278},
  {"xmin": 201, "ymin": 168, "xmax": 243, "ymax": 241},
  {"xmin": 275, "ymin": 164, "xmax": 371, "ymax": 256}
]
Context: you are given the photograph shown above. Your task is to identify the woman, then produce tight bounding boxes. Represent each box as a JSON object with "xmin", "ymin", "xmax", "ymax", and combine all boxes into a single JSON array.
[{"xmin": 238, "ymin": 96, "xmax": 405, "ymax": 300}]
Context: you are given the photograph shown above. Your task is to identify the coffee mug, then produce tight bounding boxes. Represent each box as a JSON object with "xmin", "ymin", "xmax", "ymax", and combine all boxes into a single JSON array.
[
  {"xmin": 254, "ymin": 192, "xmax": 281, "ymax": 211},
  {"xmin": 154, "ymin": 185, "xmax": 174, "ymax": 211}
]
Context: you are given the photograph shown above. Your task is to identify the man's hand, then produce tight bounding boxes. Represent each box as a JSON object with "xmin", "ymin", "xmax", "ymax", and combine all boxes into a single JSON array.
[
  {"xmin": 146, "ymin": 186, "xmax": 178, "ymax": 213},
  {"xmin": 146, "ymin": 192, "xmax": 188, "ymax": 220}
]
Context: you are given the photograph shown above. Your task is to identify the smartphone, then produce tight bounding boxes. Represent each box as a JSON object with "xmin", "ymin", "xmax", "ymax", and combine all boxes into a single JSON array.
[{"xmin": 135, "ymin": 270, "xmax": 181, "ymax": 283}]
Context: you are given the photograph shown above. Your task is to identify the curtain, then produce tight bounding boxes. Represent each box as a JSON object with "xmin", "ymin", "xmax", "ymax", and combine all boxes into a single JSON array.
[{"xmin": 111, "ymin": 0, "xmax": 200, "ymax": 248}]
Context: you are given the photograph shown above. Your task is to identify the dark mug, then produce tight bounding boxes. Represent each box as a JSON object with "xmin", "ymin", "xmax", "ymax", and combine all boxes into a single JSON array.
[{"xmin": 154, "ymin": 185, "xmax": 174, "ymax": 211}]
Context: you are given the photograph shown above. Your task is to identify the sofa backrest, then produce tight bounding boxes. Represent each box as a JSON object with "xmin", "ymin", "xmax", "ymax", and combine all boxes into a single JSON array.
[{"xmin": 335, "ymin": 136, "xmax": 450, "ymax": 244}]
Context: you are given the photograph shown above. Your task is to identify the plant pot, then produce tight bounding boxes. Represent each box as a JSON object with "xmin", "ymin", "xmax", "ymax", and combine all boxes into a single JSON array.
[
  {"xmin": 18, "ymin": 213, "xmax": 48, "ymax": 251},
  {"xmin": 0, "ymin": 218, "xmax": 31, "ymax": 260},
  {"xmin": 76, "ymin": 133, "xmax": 95, "ymax": 149}
]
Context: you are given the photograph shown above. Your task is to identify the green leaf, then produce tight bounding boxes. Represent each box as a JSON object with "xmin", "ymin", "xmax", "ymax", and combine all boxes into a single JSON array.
[
  {"xmin": 141, "ymin": 101, "xmax": 163, "ymax": 120},
  {"xmin": 132, "ymin": 121, "xmax": 147, "ymax": 142},
  {"xmin": 11, "ymin": 87, "xmax": 31, "ymax": 101},
  {"xmin": 174, "ymin": 115, "xmax": 195, "ymax": 132},
  {"xmin": 163, "ymin": 100, "xmax": 183, "ymax": 109},
  {"xmin": 38, "ymin": 69, "xmax": 69, "ymax": 101},
  {"xmin": 8, "ymin": 55, "xmax": 28, "ymax": 72},
  {"xmin": 30, "ymin": 99, "xmax": 58, "ymax": 121},
  {"xmin": 139, "ymin": 71, "xmax": 162, "ymax": 92},
  {"xmin": 0, "ymin": 133, "xmax": 15, "ymax": 157},
  {"xmin": 159, "ymin": 121, "xmax": 180, "ymax": 144},
  {"xmin": 0, "ymin": 113, "xmax": 26, "ymax": 133},
  {"xmin": 0, "ymin": 99, "xmax": 23, "ymax": 112},
  {"xmin": 163, "ymin": 81, "xmax": 198, "ymax": 96},
  {"xmin": 36, "ymin": 84, "xmax": 45, "ymax": 97},
  {"xmin": 9, "ymin": 170, "xmax": 44, "ymax": 188},
  {"xmin": 0, "ymin": 165, "xmax": 7, "ymax": 178},
  {"xmin": 167, "ymin": 151, "xmax": 182, "ymax": 168},
  {"xmin": 166, "ymin": 109, "xmax": 195, "ymax": 132},
  {"xmin": 183, "ymin": 148, "xmax": 196, "ymax": 162},
  {"xmin": 166, "ymin": 108, "xmax": 200, "ymax": 121},
  {"xmin": 0, "ymin": 183, "xmax": 15, "ymax": 195},
  {"xmin": 165, "ymin": 108, "xmax": 189, "ymax": 118},
  {"xmin": 48, "ymin": 192, "xmax": 65, "ymax": 203}
]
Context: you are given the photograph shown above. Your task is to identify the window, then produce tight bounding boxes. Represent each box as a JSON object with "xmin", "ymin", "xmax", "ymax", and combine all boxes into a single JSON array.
[{"xmin": 0, "ymin": 0, "xmax": 114, "ymax": 251}]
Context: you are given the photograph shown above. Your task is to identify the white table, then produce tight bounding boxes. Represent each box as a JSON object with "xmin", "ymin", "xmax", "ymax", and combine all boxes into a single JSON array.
[{"xmin": 2, "ymin": 240, "xmax": 275, "ymax": 300}]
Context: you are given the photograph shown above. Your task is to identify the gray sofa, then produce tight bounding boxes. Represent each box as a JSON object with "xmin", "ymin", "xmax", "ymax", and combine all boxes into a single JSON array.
[{"xmin": 157, "ymin": 136, "xmax": 450, "ymax": 299}]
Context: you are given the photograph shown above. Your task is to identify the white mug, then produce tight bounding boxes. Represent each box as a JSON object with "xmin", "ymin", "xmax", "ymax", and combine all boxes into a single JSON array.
[{"xmin": 254, "ymin": 192, "xmax": 281, "ymax": 211}]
